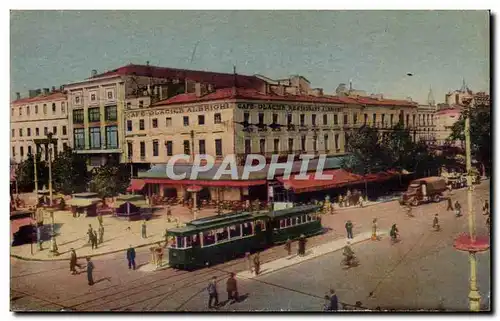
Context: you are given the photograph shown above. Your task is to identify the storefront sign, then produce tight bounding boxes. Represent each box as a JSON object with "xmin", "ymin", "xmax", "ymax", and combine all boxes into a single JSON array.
[
  {"xmin": 237, "ymin": 103, "xmax": 342, "ymax": 113},
  {"xmin": 126, "ymin": 103, "xmax": 232, "ymax": 118}
]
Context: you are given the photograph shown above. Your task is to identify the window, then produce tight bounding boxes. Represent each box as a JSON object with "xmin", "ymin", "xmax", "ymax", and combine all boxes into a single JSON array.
[
  {"xmin": 202, "ymin": 231, "xmax": 216, "ymax": 246},
  {"xmin": 61, "ymin": 102, "xmax": 65, "ymax": 113},
  {"xmin": 73, "ymin": 128, "xmax": 85, "ymax": 149},
  {"xmin": 53, "ymin": 126, "xmax": 57, "ymax": 135},
  {"xmin": 229, "ymin": 225, "xmax": 242, "ymax": 239},
  {"xmin": 343, "ymin": 114, "xmax": 348, "ymax": 125},
  {"xmin": 35, "ymin": 128, "xmax": 39, "ymax": 136},
  {"xmin": 183, "ymin": 116, "xmax": 189, "ymax": 126},
  {"xmin": 126, "ymin": 120, "xmax": 133, "ymax": 132},
  {"xmin": 89, "ymin": 127, "xmax": 101, "ymax": 149},
  {"xmin": 199, "ymin": 139, "xmax": 206, "ymax": 154},
  {"xmin": 364, "ymin": 113, "xmax": 368, "ymax": 125},
  {"xmin": 166, "ymin": 141, "xmax": 173, "ymax": 156},
  {"xmin": 323, "ymin": 114, "xmax": 328, "ymax": 125},
  {"xmin": 390, "ymin": 114, "xmax": 394, "ymax": 126},
  {"xmin": 373, "ymin": 113, "xmax": 377, "ymax": 126},
  {"xmin": 73, "ymin": 109, "xmax": 84, "ymax": 124},
  {"xmin": 44, "ymin": 127, "xmax": 48, "ymax": 135},
  {"xmin": 105, "ymin": 106, "xmax": 117, "ymax": 121},
  {"xmin": 287, "ymin": 113, "xmax": 293, "ymax": 125},
  {"xmin": 313, "ymin": 136, "xmax": 317, "ymax": 151},
  {"xmin": 335, "ymin": 134, "xmax": 339, "ymax": 150},
  {"xmin": 28, "ymin": 146, "xmax": 32, "ymax": 155},
  {"xmin": 63, "ymin": 142, "xmax": 68, "ymax": 150},
  {"xmin": 126, "ymin": 102, "xmax": 131, "ymax": 109},
  {"xmin": 324, "ymin": 135, "xmax": 329, "ymax": 150},
  {"xmin": 273, "ymin": 138, "xmax": 279, "ymax": 153},
  {"xmin": 165, "ymin": 117, "xmax": 172, "ymax": 127},
  {"xmin": 406, "ymin": 114, "xmax": 410, "ymax": 127},
  {"xmin": 272, "ymin": 113, "xmax": 278, "ymax": 124},
  {"xmin": 27, "ymin": 106, "xmax": 30, "ymax": 116},
  {"xmin": 333, "ymin": 114, "xmax": 338, "ymax": 125},
  {"xmin": 152, "ymin": 118, "xmax": 158, "ymax": 128},
  {"xmin": 88, "ymin": 108, "xmax": 100, "ymax": 122},
  {"xmin": 139, "ymin": 100, "xmax": 144, "ymax": 108},
  {"xmin": 412, "ymin": 114, "xmax": 416, "ymax": 127},
  {"xmin": 139, "ymin": 119, "xmax": 145, "ymax": 130},
  {"xmin": 107, "ymin": 90, "xmax": 114, "ymax": 100},
  {"xmin": 35, "ymin": 105, "xmax": 38, "ymax": 114},
  {"xmin": 75, "ymin": 96, "xmax": 81, "ymax": 105},
  {"xmin": 427, "ymin": 114, "xmax": 430, "ymax": 125},
  {"xmin": 183, "ymin": 140, "xmax": 190, "ymax": 155},
  {"xmin": 140, "ymin": 142, "xmax": 146, "ymax": 159},
  {"xmin": 259, "ymin": 139, "xmax": 266, "ymax": 154},
  {"xmin": 90, "ymin": 93, "xmax": 96, "ymax": 102},
  {"xmin": 43, "ymin": 104, "xmax": 47, "ymax": 115},
  {"xmin": 19, "ymin": 128, "xmax": 23, "ymax": 137},
  {"xmin": 353, "ymin": 113, "xmax": 358, "ymax": 124},
  {"xmin": 243, "ymin": 112, "xmax": 250, "ymax": 123},
  {"xmin": 20, "ymin": 146, "xmax": 24, "ymax": 158},
  {"xmin": 215, "ymin": 227, "xmax": 229, "ymax": 243},
  {"xmin": 215, "ymin": 139, "xmax": 222, "ymax": 156},
  {"xmin": 214, "ymin": 113, "xmax": 222, "ymax": 124},
  {"xmin": 198, "ymin": 115, "xmax": 205, "ymax": 125},
  {"xmin": 62, "ymin": 126, "xmax": 67, "ymax": 135},
  {"xmin": 300, "ymin": 114, "xmax": 305, "ymax": 126},
  {"xmin": 312, "ymin": 114, "xmax": 316, "ymax": 126},
  {"xmin": 12, "ymin": 147, "xmax": 15, "ymax": 157},
  {"xmin": 301, "ymin": 136, "xmax": 306, "ymax": 151},
  {"xmin": 381, "ymin": 114, "xmax": 386, "ymax": 127},
  {"xmin": 105, "ymin": 126, "xmax": 118, "ymax": 149},
  {"xmin": 242, "ymin": 222, "xmax": 254, "ymax": 237},
  {"xmin": 52, "ymin": 103, "xmax": 56, "ymax": 113},
  {"xmin": 19, "ymin": 107, "xmax": 22, "ymax": 116},
  {"xmin": 11, "ymin": 129, "xmax": 14, "ymax": 137},
  {"xmin": 153, "ymin": 140, "xmax": 159, "ymax": 156},
  {"xmin": 258, "ymin": 113, "xmax": 264, "ymax": 125},
  {"xmin": 255, "ymin": 219, "xmax": 266, "ymax": 232},
  {"xmin": 127, "ymin": 142, "xmax": 133, "ymax": 159},
  {"xmin": 288, "ymin": 138, "xmax": 294, "ymax": 152},
  {"xmin": 245, "ymin": 139, "xmax": 251, "ymax": 154}
]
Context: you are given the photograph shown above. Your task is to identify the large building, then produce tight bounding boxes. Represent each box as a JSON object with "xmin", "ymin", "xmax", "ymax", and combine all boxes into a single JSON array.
[
  {"xmin": 10, "ymin": 88, "xmax": 69, "ymax": 163},
  {"xmin": 64, "ymin": 63, "xmax": 266, "ymax": 168},
  {"xmin": 434, "ymin": 108, "xmax": 462, "ymax": 146}
]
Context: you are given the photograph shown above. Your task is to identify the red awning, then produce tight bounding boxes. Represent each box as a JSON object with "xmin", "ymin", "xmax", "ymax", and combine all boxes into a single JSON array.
[
  {"xmin": 130, "ymin": 178, "xmax": 267, "ymax": 188},
  {"xmin": 186, "ymin": 185, "xmax": 203, "ymax": 192},
  {"xmin": 277, "ymin": 169, "xmax": 364, "ymax": 194},
  {"xmin": 127, "ymin": 179, "xmax": 146, "ymax": 192},
  {"xmin": 11, "ymin": 217, "xmax": 33, "ymax": 237}
]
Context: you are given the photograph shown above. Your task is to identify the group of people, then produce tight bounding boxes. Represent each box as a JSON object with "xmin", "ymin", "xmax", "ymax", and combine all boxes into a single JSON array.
[
  {"xmin": 446, "ymin": 198, "xmax": 463, "ymax": 217},
  {"xmin": 86, "ymin": 223, "xmax": 104, "ymax": 249},
  {"xmin": 284, "ymin": 235, "xmax": 308, "ymax": 257},
  {"xmin": 207, "ymin": 273, "xmax": 239, "ymax": 309},
  {"xmin": 245, "ymin": 252, "xmax": 261, "ymax": 276}
]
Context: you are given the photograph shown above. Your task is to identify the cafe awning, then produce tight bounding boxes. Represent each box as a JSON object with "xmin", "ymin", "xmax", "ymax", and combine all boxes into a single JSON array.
[
  {"xmin": 128, "ymin": 178, "xmax": 267, "ymax": 188},
  {"xmin": 277, "ymin": 169, "xmax": 364, "ymax": 194},
  {"xmin": 127, "ymin": 179, "xmax": 147, "ymax": 192}
]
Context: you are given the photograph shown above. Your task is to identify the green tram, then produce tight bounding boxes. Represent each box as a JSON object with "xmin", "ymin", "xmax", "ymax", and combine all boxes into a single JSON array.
[{"xmin": 167, "ymin": 204, "xmax": 322, "ymax": 270}]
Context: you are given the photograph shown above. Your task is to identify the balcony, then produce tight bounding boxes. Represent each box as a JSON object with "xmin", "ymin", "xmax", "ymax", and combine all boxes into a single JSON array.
[{"xmin": 74, "ymin": 145, "xmax": 122, "ymax": 154}]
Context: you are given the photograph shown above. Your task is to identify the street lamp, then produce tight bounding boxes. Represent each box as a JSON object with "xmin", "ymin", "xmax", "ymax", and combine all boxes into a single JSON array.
[{"xmin": 453, "ymin": 98, "xmax": 489, "ymax": 311}]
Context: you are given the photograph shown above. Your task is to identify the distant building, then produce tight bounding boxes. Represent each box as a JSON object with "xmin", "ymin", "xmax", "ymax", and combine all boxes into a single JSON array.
[
  {"xmin": 435, "ymin": 108, "xmax": 462, "ymax": 146},
  {"xmin": 416, "ymin": 87, "xmax": 437, "ymax": 143},
  {"xmin": 445, "ymin": 79, "xmax": 473, "ymax": 107}
]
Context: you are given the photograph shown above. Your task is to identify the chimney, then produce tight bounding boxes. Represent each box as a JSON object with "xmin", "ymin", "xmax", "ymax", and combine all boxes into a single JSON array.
[
  {"xmin": 349, "ymin": 80, "xmax": 353, "ymax": 91},
  {"xmin": 43, "ymin": 88, "xmax": 50, "ymax": 95},
  {"xmin": 146, "ymin": 61, "xmax": 150, "ymax": 66},
  {"xmin": 91, "ymin": 69, "xmax": 97, "ymax": 78},
  {"xmin": 60, "ymin": 85, "xmax": 64, "ymax": 91},
  {"xmin": 51, "ymin": 86, "xmax": 56, "ymax": 92},
  {"xmin": 29, "ymin": 90, "xmax": 37, "ymax": 98},
  {"xmin": 15, "ymin": 92, "xmax": 20, "ymax": 100},
  {"xmin": 195, "ymin": 83, "xmax": 202, "ymax": 97},
  {"xmin": 35, "ymin": 89, "xmax": 42, "ymax": 96}
]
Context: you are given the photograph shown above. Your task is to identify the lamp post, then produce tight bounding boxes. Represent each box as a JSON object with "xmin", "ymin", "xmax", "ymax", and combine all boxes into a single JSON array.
[{"xmin": 33, "ymin": 145, "xmax": 39, "ymax": 197}]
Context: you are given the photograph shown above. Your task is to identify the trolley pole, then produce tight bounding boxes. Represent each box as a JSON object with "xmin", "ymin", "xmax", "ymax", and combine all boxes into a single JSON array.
[{"xmin": 465, "ymin": 100, "xmax": 480, "ymax": 311}]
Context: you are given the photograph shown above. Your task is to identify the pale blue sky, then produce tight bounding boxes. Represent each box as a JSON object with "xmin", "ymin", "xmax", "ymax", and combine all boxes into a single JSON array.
[{"xmin": 10, "ymin": 10, "xmax": 490, "ymax": 103}]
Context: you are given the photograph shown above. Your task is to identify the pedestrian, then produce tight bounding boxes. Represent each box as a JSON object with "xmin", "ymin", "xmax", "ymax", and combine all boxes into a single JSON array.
[
  {"xmin": 346, "ymin": 189, "xmax": 351, "ymax": 207},
  {"xmin": 87, "ymin": 224, "xmax": 94, "ymax": 244},
  {"xmin": 36, "ymin": 225, "xmax": 43, "ymax": 250},
  {"xmin": 433, "ymin": 214, "xmax": 440, "ymax": 231},
  {"xmin": 454, "ymin": 201, "xmax": 462, "ymax": 217},
  {"xmin": 284, "ymin": 238, "xmax": 292, "ymax": 256},
  {"xmin": 98, "ymin": 224, "xmax": 104, "ymax": 244},
  {"xmin": 390, "ymin": 224, "xmax": 399, "ymax": 243},
  {"xmin": 329, "ymin": 289, "xmax": 338, "ymax": 311},
  {"xmin": 358, "ymin": 194, "xmax": 364, "ymax": 208},
  {"xmin": 164, "ymin": 228, "xmax": 169, "ymax": 246},
  {"xmin": 338, "ymin": 195, "xmax": 344, "ymax": 208},
  {"xmin": 126, "ymin": 245, "xmax": 136, "ymax": 270},
  {"xmin": 371, "ymin": 218, "xmax": 378, "ymax": 240},
  {"xmin": 69, "ymin": 248, "xmax": 81, "ymax": 275},
  {"xmin": 141, "ymin": 220, "xmax": 147, "ymax": 239},
  {"xmin": 91, "ymin": 230, "xmax": 98, "ymax": 249},
  {"xmin": 483, "ymin": 200, "xmax": 490, "ymax": 216},
  {"xmin": 226, "ymin": 272, "xmax": 238, "ymax": 303},
  {"xmin": 97, "ymin": 213, "xmax": 103, "ymax": 227},
  {"xmin": 156, "ymin": 242, "xmax": 164, "ymax": 268},
  {"xmin": 207, "ymin": 276, "xmax": 219, "ymax": 309},
  {"xmin": 323, "ymin": 295, "xmax": 331, "ymax": 311},
  {"xmin": 298, "ymin": 234, "xmax": 307, "ymax": 256},
  {"xmin": 486, "ymin": 215, "xmax": 490, "ymax": 235},
  {"xmin": 446, "ymin": 197, "xmax": 454, "ymax": 211},
  {"xmin": 86, "ymin": 257, "xmax": 95, "ymax": 286},
  {"xmin": 345, "ymin": 220, "xmax": 354, "ymax": 239},
  {"xmin": 253, "ymin": 252, "xmax": 261, "ymax": 276},
  {"xmin": 245, "ymin": 252, "xmax": 252, "ymax": 273},
  {"xmin": 166, "ymin": 205, "xmax": 172, "ymax": 222}
]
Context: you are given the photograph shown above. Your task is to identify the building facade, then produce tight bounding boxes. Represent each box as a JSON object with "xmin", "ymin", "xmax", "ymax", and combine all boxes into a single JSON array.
[
  {"xmin": 435, "ymin": 108, "xmax": 462, "ymax": 146},
  {"xmin": 10, "ymin": 89, "xmax": 69, "ymax": 163}
]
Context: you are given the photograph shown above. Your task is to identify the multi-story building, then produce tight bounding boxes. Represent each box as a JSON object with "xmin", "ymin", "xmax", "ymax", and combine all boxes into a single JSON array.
[
  {"xmin": 10, "ymin": 88, "xmax": 69, "ymax": 163},
  {"xmin": 416, "ymin": 87, "xmax": 437, "ymax": 143},
  {"xmin": 64, "ymin": 64, "xmax": 266, "ymax": 168},
  {"xmin": 435, "ymin": 108, "xmax": 462, "ymax": 146}
]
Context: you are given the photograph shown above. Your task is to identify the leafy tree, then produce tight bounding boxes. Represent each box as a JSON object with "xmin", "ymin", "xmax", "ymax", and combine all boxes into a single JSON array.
[
  {"xmin": 89, "ymin": 158, "xmax": 131, "ymax": 198},
  {"xmin": 14, "ymin": 153, "xmax": 49, "ymax": 193},
  {"xmin": 449, "ymin": 109, "xmax": 491, "ymax": 176},
  {"xmin": 52, "ymin": 147, "xmax": 90, "ymax": 195}
]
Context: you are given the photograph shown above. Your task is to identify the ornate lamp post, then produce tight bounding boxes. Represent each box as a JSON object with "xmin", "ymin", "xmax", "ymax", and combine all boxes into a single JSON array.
[{"xmin": 453, "ymin": 98, "xmax": 489, "ymax": 311}]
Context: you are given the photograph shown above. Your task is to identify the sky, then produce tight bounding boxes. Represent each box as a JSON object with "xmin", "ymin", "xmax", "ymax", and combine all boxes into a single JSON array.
[{"xmin": 10, "ymin": 10, "xmax": 490, "ymax": 104}]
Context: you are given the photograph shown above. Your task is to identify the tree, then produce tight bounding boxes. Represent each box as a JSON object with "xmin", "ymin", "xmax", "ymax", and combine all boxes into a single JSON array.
[
  {"xmin": 89, "ymin": 158, "xmax": 131, "ymax": 198},
  {"xmin": 52, "ymin": 147, "xmax": 90, "ymax": 195},
  {"xmin": 15, "ymin": 153, "xmax": 49, "ymax": 193},
  {"xmin": 449, "ymin": 109, "xmax": 491, "ymax": 176}
]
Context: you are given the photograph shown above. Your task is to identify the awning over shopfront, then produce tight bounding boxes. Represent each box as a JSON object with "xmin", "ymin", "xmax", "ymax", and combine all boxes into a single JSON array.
[
  {"xmin": 127, "ymin": 179, "xmax": 147, "ymax": 192},
  {"xmin": 277, "ymin": 169, "xmax": 402, "ymax": 194},
  {"xmin": 11, "ymin": 217, "xmax": 33, "ymax": 237},
  {"xmin": 127, "ymin": 178, "xmax": 267, "ymax": 189}
]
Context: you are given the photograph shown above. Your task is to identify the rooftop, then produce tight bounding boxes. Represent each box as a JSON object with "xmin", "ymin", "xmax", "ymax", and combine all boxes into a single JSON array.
[{"xmin": 11, "ymin": 92, "xmax": 66, "ymax": 105}]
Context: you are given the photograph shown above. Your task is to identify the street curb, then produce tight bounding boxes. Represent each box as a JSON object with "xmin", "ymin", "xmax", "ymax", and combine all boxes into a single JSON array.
[{"xmin": 10, "ymin": 239, "xmax": 164, "ymax": 262}]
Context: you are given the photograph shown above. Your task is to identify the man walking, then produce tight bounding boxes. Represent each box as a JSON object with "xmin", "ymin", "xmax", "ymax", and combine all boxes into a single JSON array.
[
  {"xmin": 345, "ymin": 220, "xmax": 354, "ymax": 239},
  {"xmin": 284, "ymin": 238, "xmax": 292, "ymax": 256},
  {"xmin": 91, "ymin": 230, "xmax": 98, "ymax": 249},
  {"xmin": 433, "ymin": 214, "xmax": 440, "ymax": 231},
  {"xmin": 141, "ymin": 220, "xmax": 147, "ymax": 239},
  {"xmin": 371, "ymin": 218, "xmax": 378, "ymax": 240},
  {"xmin": 226, "ymin": 272, "xmax": 238, "ymax": 304},
  {"xmin": 98, "ymin": 224, "xmax": 104, "ymax": 244},
  {"xmin": 298, "ymin": 234, "xmax": 307, "ymax": 256},
  {"xmin": 446, "ymin": 197, "xmax": 454, "ymax": 211},
  {"xmin": 253, "ymin": 252, "xmax": 261, "ymax": 276},
  {"xmin": 127, "ymin": 245, "xmax": 136, "ymax": 270},
  {"xmin": 86, "ymin": 257, "xmax": 95, "ymax": 286},
  {"xmin": 69, "ymin": 248, "xmax": 81, "ymax": 275},
  {"xmin": 97, "ymin": 213, "xmax": 103, "ymax": 227},
  {"xmin": 454, "ymin": 201, "xmax": 462, "ymax": 217},
  {"xmin": 207, "ymin": 276, "xmax": 219, "ymax": 309},
  {"xmin": 483, "ymin": 200, "xmax": 490, "ymax": 216},
  {"xmin": 87, "ymin": 224, "xmax": 94, "ymax": 244},
  {"xmin": 329, "ymin": 289, "xmax": 339, "ymax": 311}
]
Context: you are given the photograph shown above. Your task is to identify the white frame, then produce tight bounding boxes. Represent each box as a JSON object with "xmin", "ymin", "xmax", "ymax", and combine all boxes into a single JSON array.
[
  {"xmin": 89, "ymin": 90, "xmax": 98, "ymax": 105},
  {"xmin": 105, "ymin": 88, "xmax": 115, "ymax": 101}
]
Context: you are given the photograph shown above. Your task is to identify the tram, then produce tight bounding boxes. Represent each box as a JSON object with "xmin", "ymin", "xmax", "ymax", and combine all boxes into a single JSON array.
[{"xmin": 167, "ymin": 204, "xmax": 322, "ymax": 270}]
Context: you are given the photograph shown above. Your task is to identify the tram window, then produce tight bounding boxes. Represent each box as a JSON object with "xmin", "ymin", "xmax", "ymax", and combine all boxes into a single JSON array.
[
  {"xmin": 177, "ymin": 236, "xmax": 185, "ymax": 248},
  {"xmin": 203, "ymin": 231, "xmax": 216, "ymax": 246},
  {"xmin": 297, "ymin": 216, "xmax": 302, "ymax": 224},
  {"xmin": 216, "ymin": 227, "xmax": 229, "ymax": 242},
  {"xmin": 229, "ymin": 225, "xmax": 242, "ymax": 238},
  {"xmin": 242, "ymin": 222, "xmax": 254, "ymax": 236},
  {"xmin": 192, "ymin": 234, "xmax": 200, "ymax": 246},
  {"xmin": 280, "ymin": 219, "xmax": 286, "ymax": 229},
  {"xmin": 170, "ymin": 237, "xmax": 178, "ymax": 248},
  {"xmin": 307, "ymin": 215, "xmax": 312, "ymax": 222},
  {"xmin": 255, "ymin": 220, "xmax": 266, "ymax": 232},
  {"xmin": 286, "ymin": 217, "xmax": 291, "ymax": 226},
  {"xmin": 185, "ymin": 236, "xmax": 193, "ymax": 248}
]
